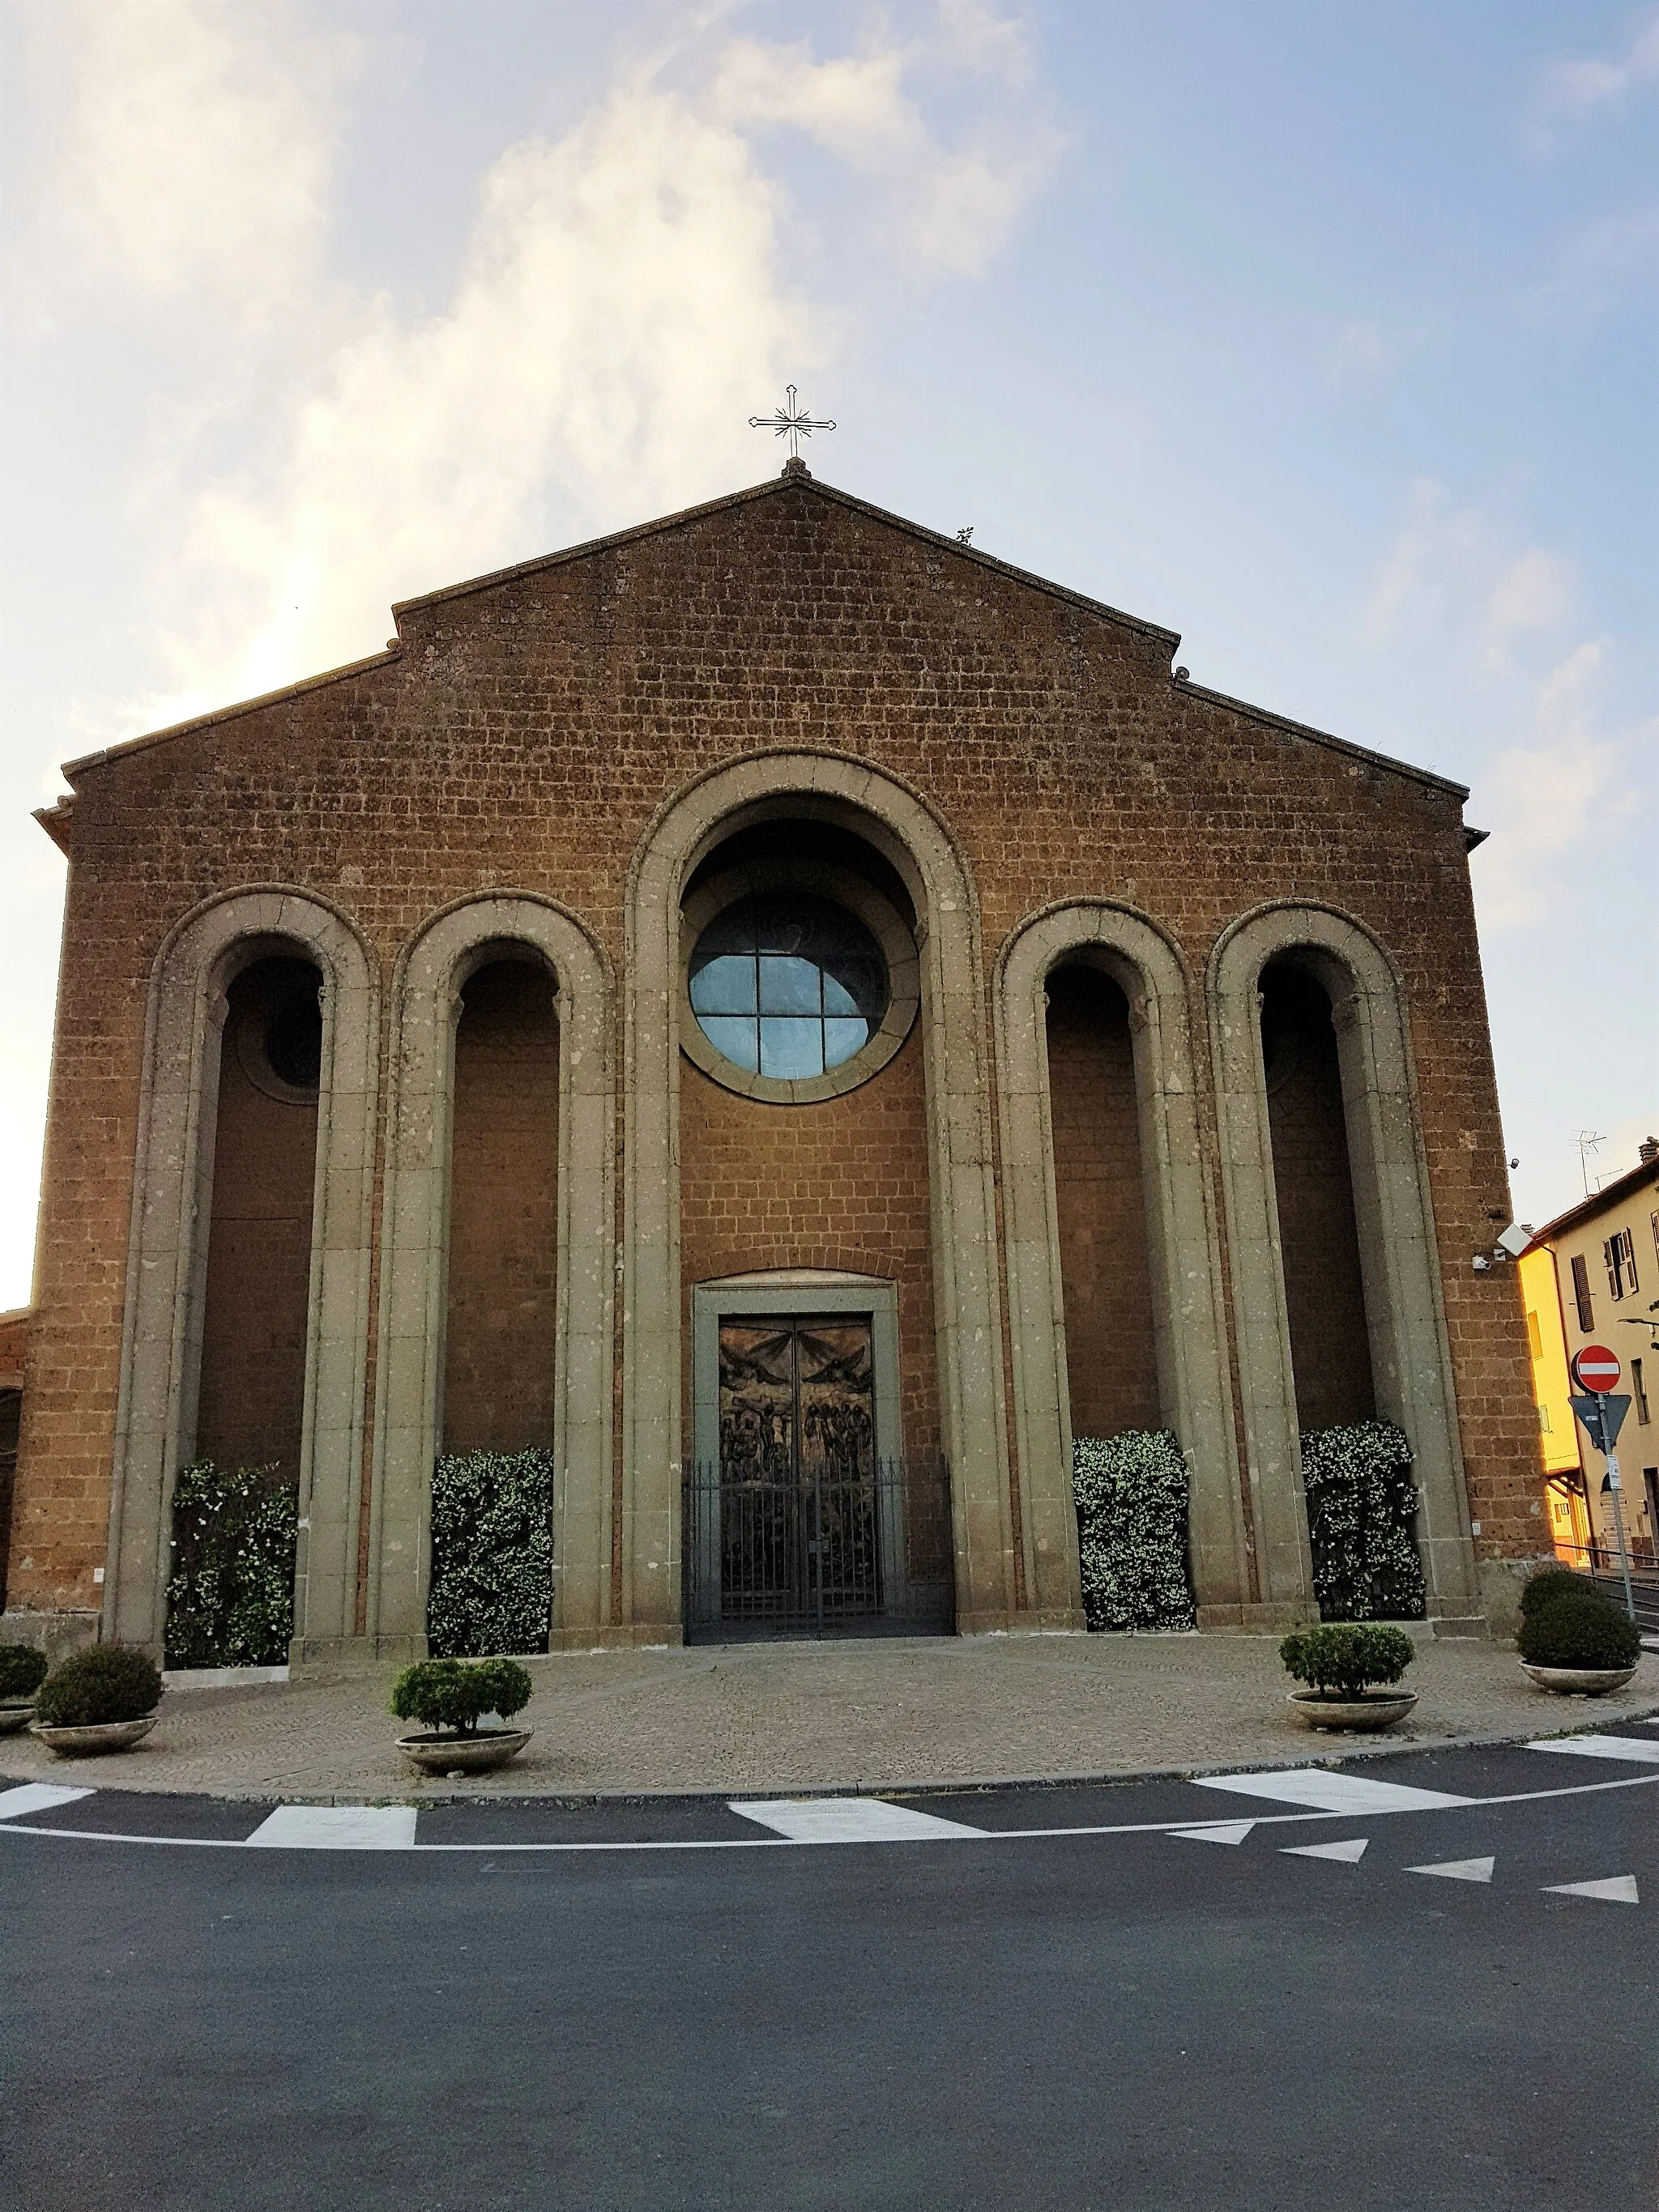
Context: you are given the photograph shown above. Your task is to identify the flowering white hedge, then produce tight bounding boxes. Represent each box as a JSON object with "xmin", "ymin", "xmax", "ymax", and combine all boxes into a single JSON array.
[
  {"xmin": 428, "ymin": 1449, "xmax": 555, "ymax": 1659},
  {"xmin": 164, "ymin": 1461, "xmax": 297, "ymax": 1668},
  {"xmin": 1072, "ymin": 1430, "xmax": 1196, "ymax": 1631},
  {"xmin": 1299, "ymin": 1419, "xmax": 1425, "ymax": 1622}
]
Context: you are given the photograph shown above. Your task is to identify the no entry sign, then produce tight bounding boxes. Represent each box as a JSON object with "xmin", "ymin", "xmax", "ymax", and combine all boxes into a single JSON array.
[{"xmin": 1570, "ymin": 1344, "xmax": 1621, "ymax": 1393}]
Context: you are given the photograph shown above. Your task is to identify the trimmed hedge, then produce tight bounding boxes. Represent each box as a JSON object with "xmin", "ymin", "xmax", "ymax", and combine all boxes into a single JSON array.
[
  {"xmin": 1518, "ymin": 1565, "xmax": 1593, "ymax": 1619},
  {"xmin": 1519, "ymin": 1589, "xmax": 1640, "ymax": 1671},
  {"xmin": 428, "ymin": 1450, "xmax": 556, "ymax": 1659},
  {"xmin": 391, "ymin": 1656, "xmax": 534, "ymax": 1737},
  {"xmin": 164, "ymin": 1461, "xmax": 298, "ymax": 1669},
  {"xmin": 1300, "ymin": 1420, "xmax": 1426, "ymax": 1622},
  {"xmin": 1281, "ymin": 1621, "xmax": 1416, "ymax": 1698},
  {"xmin": 35, "ymin": 1647, "xmax": 162, "ymax": 1728},
  {"xmin": 0, "ymin": 1644, "xmax": 49, "ymax": 1702},
  {"xmin": 1072, "ymin": 1430, "xmax": 1196, "ymax": 1631}
]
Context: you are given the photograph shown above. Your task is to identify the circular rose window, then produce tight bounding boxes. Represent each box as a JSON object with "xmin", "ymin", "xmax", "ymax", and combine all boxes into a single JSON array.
[{"xmin": 689, "ymin": 892, "xmax": 889, "ymax": 1081}]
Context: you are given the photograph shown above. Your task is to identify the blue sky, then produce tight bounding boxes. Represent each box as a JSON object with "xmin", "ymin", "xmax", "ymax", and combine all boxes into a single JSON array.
[{"xmin": 2, "ymin": 0, "xmax": 1654, "ymax": 1305}]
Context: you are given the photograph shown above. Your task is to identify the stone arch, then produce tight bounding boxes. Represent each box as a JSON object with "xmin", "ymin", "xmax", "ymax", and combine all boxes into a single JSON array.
[
  {"xmin": 996, "ymin": 901, "xmax": 1249, "ymax": 1624},
  {"xmin": 1209, "ymin": 901, "xmax": 1478, "ymax": 1618},
  {"xmin": 625, "ymin": 751, "xmax": 1016, "ymax": 1635},
  {"xmin": 368, "ymin": 894, "xmax": 613, "ymax": 1655},
  {"xmin": 105, "ymin": 889, "xmax": 378, "ymax": 1656}
]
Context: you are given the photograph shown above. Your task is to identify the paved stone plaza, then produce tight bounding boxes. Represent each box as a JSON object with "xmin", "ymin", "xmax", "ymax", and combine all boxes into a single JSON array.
[{"xmin": 3, "ymin": 1631, "xmax": 1654, "ymax": 1803}]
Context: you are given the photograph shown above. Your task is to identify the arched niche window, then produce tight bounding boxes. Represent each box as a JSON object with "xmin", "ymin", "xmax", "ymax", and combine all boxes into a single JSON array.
[
  {"xmin": 1258, "ymin": 959, "xmax": 1375, "ymax": 1430},
  {"xmin": 195, "ymin": 955, "xmax": 324, "ymax": 1481}
]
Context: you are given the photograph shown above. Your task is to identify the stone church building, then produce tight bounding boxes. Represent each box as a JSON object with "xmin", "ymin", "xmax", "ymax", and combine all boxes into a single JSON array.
[{"xmin": 0, "ymin": 459, "xmax": 1542, "ymax": 1661}]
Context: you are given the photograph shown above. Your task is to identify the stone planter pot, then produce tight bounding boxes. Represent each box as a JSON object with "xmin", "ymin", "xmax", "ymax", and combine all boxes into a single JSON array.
[
  {"xmin": 396, "ymin": 1727, "xmax": 533, "ymax": 1776},
  {"xmin": 1286, "ymin": 1689, "xmax": 1418, "ymax": 1733},
  {"xmin": 0, "ymin": 1702, "xmax": 36, "ymax": 1737},
  {"xmin": 1520, "ymin": 1662, "xmax": 1637, "ymax": 1697},
  {"xmin": 29, "ymin": 1715, "xmax": 159, "ymax": 1757}
]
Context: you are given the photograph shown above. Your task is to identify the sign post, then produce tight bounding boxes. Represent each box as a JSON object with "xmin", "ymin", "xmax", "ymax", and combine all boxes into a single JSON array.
[{"xmin": 1569, "ymin": 1345, "xmax": 1635, "ymax": 1621}]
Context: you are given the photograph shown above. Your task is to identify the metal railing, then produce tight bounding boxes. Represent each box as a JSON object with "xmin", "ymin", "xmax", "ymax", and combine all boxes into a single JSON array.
[
  {"xmin": 683, "ymin": 1457, "xmax": 953, "ymax": 1643},
  {"xmin": 1549, "ymin": 1540, "xmax": 1659, "ymax": 1632}
]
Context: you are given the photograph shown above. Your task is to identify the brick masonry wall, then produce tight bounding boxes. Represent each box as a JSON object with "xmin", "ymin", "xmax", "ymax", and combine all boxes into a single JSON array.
[
  {"xmin": 1260, "ymin": 965, "xmax": 1375, "ymax": 1432},
  {"xmin": 442, "ymin": 958, "xmax": 560, "ymax": 1455},
  {"xmin": 6, "ymin": 471, "xmax": 1539, "ymax": 1617},
  {"xmin": 1043, "ymin": 965, "xmax": 1162, "ymax": 1440},
  {"xmin": 678, "ymin": 1026, "xmax": 939, "ymax": 1462},
  {"xmin": 194, "ymin": 960, "xmax": 321, "ymax": 1479}
]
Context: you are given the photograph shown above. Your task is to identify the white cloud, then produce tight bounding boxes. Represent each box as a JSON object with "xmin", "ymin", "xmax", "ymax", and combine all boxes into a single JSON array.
[
  {"xmin": 87, "ymin": 6, "xmax": 1056, "ymax": 736},
  {"xmin": 1529, "ymin": 204, "xmax": 1659, "ymax": 325},
  {"xmin": 1533, "ymin": 14, "xmax": 1659, "ymax": 139},
  {"xmin": 1362, "ymin": 481, "xmax": 1574, "ymax": 667},
  {"xmin": 1328, "ymin": 318, "xmax": 1431, "ymax": 382},
  {"xmin": 1481, "ymin": 548, "xmax": 1575, "ymax": 667},
  {"xmin": 1471, "ymin": 640, "xmax": 1649, "ymax": 931},
  {"xmin": 46, "ymin": 0, "xmax": 358, "ymax": 324},
  {"xmin": 711, "ymin": 11, "xmax": 1060, "ymax": 277},
  {"xmin": 135, "ymin": 72, "xmax": 827, "ymax": 725}
]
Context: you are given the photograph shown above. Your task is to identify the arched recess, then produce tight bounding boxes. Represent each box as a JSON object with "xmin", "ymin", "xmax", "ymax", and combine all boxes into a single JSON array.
[
  {"xmin": 104, "ymin": 889, "xmax": 378, "ymax": 1657},
  {"xmin": 1209, "ymin": 902, "xmax": 1480, "ymax": 1619},
  {"xmin": 369, "ymin": 895, "xmax": 613, "ymax": 1656},
  {"xmin": 625, "ymin": 752, "xmax": 1016, "ymax": 1636},
  {"xmin": 996, "ymin": 901, "xmax": 1249, "ymax": 1624}
]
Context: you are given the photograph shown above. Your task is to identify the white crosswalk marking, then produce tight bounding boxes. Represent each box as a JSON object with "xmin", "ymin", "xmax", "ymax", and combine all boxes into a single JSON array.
[
  {"xmin": 1169, "ymin": 1821, "xmax": 1256, "ymax": 1845},
  {"xmin": 1192, "ymin": 1770, "xmax": 1471, "ymax": 1813},
  {"xmin": 1526, "ymin": 1734, "xmax": 1659, "ymax": 1765},
  {"xmin": 1282, "ymin": 1838, "xmax": 1368, "ymax": 1864},
  {"xmin": 245, "ymin": 1805, "xmax": 417, "ymax": 1850},
  {"xmin": 1408, "ymin": 1856, "xmax": 1495, "ymax": 1883},
  {"xmin": 0, "ymin": 1783, "xmax": 93, "ymax": 1821},
  {"xmin": 727, "ymin": 1797, "xmax": 986, "ymax": 1843},
  {"xmin": 1543, "ymin": 1874, "xmax": 1640, "ymax": 1904}
]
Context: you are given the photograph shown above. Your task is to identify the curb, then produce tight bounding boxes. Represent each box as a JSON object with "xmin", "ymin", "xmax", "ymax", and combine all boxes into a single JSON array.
[{"xmin": 5, "ymin": 1698, "xmax": 1654, "ymax": 1813}]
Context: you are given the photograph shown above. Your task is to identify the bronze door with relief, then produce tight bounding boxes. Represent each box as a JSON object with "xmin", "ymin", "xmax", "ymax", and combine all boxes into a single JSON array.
[{"xmin": 716, "ymin": 1316, "xmax": 878, "ymax": 1630}]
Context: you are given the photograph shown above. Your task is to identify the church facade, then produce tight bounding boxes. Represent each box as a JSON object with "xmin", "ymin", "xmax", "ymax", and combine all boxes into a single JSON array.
[{"xmin": 0, "ymin": 461, "xmax": 1543, "ymax": 1660}]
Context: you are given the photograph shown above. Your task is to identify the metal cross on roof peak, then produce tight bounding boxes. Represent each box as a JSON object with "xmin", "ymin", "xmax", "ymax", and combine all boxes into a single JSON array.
[{"xmin": 748, "ymin": 385, "xmax": 835, "ymax": 462}]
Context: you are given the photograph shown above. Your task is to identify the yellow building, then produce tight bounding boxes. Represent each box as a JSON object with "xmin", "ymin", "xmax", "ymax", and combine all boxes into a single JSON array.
[
  {"xmin": 1529, "ymin": 1137, "xmax": 1659, "ymax": 1570},
  {"xmin": 1517, "ymin": 1245, "xmax": 1591, "ymax": 1566}
]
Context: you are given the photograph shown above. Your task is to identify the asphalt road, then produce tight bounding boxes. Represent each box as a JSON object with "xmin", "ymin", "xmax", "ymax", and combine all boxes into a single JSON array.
[{"xmin": 4, "ymin": 1733, "xmax": 1657, "ymax": 2212}]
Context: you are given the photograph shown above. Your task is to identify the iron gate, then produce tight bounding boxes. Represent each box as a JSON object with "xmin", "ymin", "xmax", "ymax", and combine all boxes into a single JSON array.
[{"xmin": 682, "ymin": 1457, "xmax": 953, "ymax": 1642}]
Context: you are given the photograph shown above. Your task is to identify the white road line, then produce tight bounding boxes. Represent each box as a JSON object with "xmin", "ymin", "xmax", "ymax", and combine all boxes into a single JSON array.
[
  {"xmin": 245, "ymin": 1805, "xmax": 417, "ymax": 1850},
  {"xmin": 1282, "ymin": 1838, "xmax": 1368, "ymax": 1863},
  {"xmin": 728, "ymin": 1797, "xmax": 986, "ymax": 1843},
  {"xmin": 0, "ymin": 1783, "xmax": 92, "ymax": 1821},
  {"xmin": 1527, "ymin": 1734, "xmax": 1659, "ymax": 1765},
  {"xmin": 1192, "ymin": 1771, "xmax": 1472, "ymax": 1814},
  {"xmin": 1543, "ymin": 1874, "xmax": 1640, "ymax": 1904},
  {"xmin": 1169, "ymin": 1821, "xmax": 1256, "ymax": 1845},
  {"xmin": 1, "ymin": 1766, "xmax": 1655, "ymax": 1854},
  {"xmin": 1407, "ymin": 1856, "xmax": 1495, "ymax": 1883}
]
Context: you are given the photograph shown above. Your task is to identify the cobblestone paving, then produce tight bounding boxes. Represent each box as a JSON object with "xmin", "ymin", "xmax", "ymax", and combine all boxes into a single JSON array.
[{"xmin": 2, "ymin": 1632, "xmax": 1655, "ymax": 1803}]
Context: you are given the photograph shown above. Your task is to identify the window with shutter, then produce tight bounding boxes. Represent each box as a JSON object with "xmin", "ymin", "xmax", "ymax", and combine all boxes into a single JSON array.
[
  {"xmin": 1606, "ymin": 1235, "xmax": 1624, "ymax": 1299},
  {"xmin": 1623, "ymin": 1227, "xmax": 1638, "ymax": 1294},
  {"xmin": 1571, "ymin": 1253, "xmax": 1594, "ymax": 1330}
]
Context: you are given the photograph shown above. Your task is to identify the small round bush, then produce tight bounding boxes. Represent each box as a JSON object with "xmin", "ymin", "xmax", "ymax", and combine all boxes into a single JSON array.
[
  {"xmin": 390, "ymin": 1656, "xmax": 534, "ymax": 1737},
  {"xmin": 1519, "ymin": 1592, "xmax": 1640, "ymax": 1671},
  {"xmin": 0, "ymin": 1644, "xmax": 49, "ymax": 1703},
  {"xmin": 1281, "ymin": 1622, "xmax": 1417, "ymax": 1698},
  {"xmin": 34, "ymin": 1647, "xmax": 163, "ymax": 1728},
  {"xmin": 1519, "ymin": 1566, "xmax": 1595, "ymax": 1619}
]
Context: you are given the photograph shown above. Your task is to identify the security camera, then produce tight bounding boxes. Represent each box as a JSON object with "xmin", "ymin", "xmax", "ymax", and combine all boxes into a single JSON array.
[
  {"xmin": 1472, "ymin": 1254, "xmax": 1491, "ymax": 1272},
  {"xmin": 1494, "ymin": 1222, "xmax": 1535, "ymax": 1259}
]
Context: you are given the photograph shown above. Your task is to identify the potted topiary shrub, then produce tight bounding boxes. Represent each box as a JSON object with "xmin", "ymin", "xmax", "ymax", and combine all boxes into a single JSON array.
[
  {"xmin": 1281, "ymin": 1622, "xmax": 1418, "ymax": 1732},
  {"xmin": 30, "ymin": 1647, "xmax": 164, "ymax": 1755},
  {"xmin": 0, "ymin": 1644, "xmax": 49, "ymax": 1735},
  {"xmin": 390, "ymin": 1656, "xmax": 535, "ymax": 1775},
  {"xmin": 1517, "ymin": 1574, "xmax": 1640, "ymax": 1695}
]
